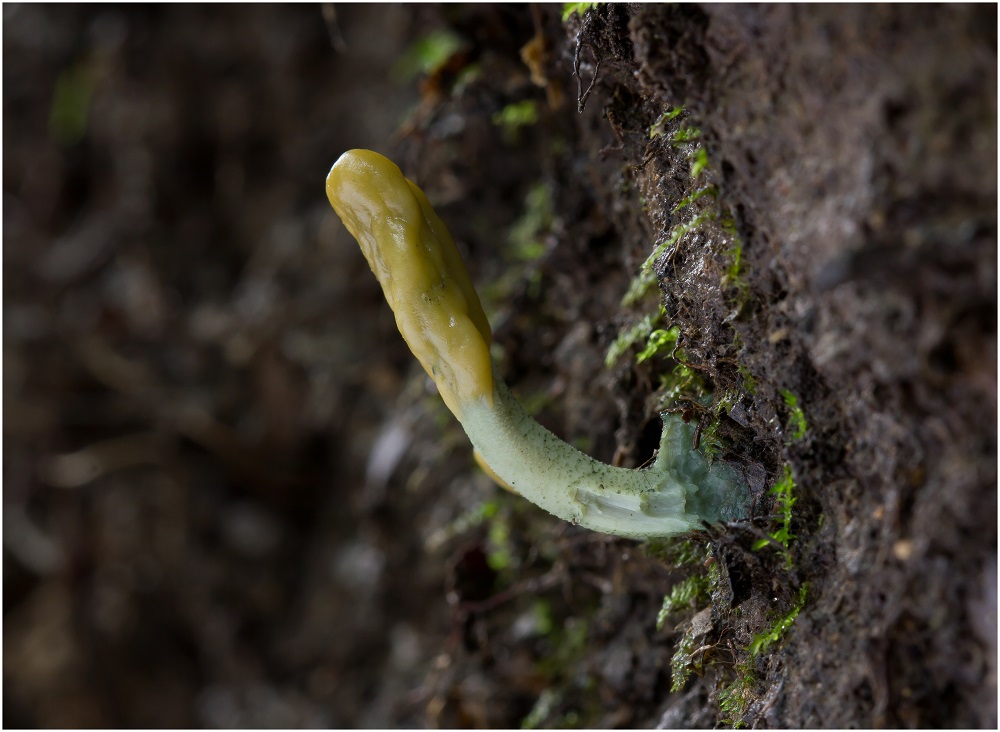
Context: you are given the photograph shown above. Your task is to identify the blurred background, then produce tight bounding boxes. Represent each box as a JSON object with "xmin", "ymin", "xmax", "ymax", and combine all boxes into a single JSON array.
[
  {"xmin": 3, "ymin": 5, "xmax": 423, "ymax": 726},
  {"xmin": 4, "ymin": 4, "xmax": 673, "ymax": 727}
]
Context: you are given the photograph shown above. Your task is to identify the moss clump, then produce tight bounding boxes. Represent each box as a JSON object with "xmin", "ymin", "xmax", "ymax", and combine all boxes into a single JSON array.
[
  {"xmin": 656, "ymin": 574, "xmax": 710, "ymax": 631},
  {"xmin": 715, "ymin": 584, "xmax": 808, "ymax": 727},
  {"xmin": 717, "ymin": 663, "xmax": 756, "ymax": 728}
]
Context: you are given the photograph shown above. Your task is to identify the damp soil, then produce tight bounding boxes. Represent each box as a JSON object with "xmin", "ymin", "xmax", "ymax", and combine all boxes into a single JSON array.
[{"xmin": 3, "ymin": 4, "xmax": 996, "ymax": 729}]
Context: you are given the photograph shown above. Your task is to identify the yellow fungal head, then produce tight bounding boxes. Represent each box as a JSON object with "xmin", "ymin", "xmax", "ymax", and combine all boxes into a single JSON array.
[{"xmin": 326, "ymin": 149, "xmax": 493, "ymax": 418}]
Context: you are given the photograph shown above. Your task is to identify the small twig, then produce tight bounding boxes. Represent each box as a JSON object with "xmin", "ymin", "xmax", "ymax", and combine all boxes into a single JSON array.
[{"xmin": 573, "ymin": 32, "xmax": 601, "ymax": 113}]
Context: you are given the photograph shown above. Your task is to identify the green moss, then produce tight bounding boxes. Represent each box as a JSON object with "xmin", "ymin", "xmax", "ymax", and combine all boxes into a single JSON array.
[
  {"xmin": 671, "ymin": 185, "xmax": 718, "ymax": 214},
  {"xmin": 532, "ymin": 599, "xmax": 555, "ymax": 636},
  {"xmin": 714, "ymin": 584, "xmax": 807, "ymax": 726},
  {"xmin": 392, "ymin": 29, "xmax": 465, "ymax": 81},
  {"xmin": 620, "ymin": 267, "xmax": 659, "ymax": 308},
  {"xmin": 643, "ymin": 536, "xmax": 706, "ymax": 567},
  {"xmin": 561, "ymin": 2, "xmax": 601, "ymax": 21},
  {"xmin": 636, "ymin": 326, "xmax": 679, "ymax": 364},
  {"xmin": 668, "ymin": 125, "xmax": 708, "ymax": 180},
  {"xmin": 661, "ymin": 545, "xmax": 727, "ymax": 693},
  {"xmin": 493, "ymin": 99, "xmax": 540, "ymax": 131},
  {"xmin": 655, "ymin": 362, "xmax": 708, "ymax": 411},
  {"xmin": 725, "ymin": 241, "xmax": 743, "ymax": 284},
  {"xmin": 722, "ymin": 232, "xmax": 751, "ymax": 311},
  {"xmin": 697, "ymin": 389, "xmax": 740, "ymax": 461},
  {"xmin": 671, "ymin": 126, "xmax": 701, "ymax": 145},
  {"xmin": 622, "ymin": 210, "xmax": 717, "ymax": 307},
  {"xmin": 670, "ymin": 628, "xmax": 700, "ymax": 692},
  {"xmin": 493, "ymin": 99, "xmax": 540, "ymax": 144},
  {"xmin": 604, "ymin": 310, "xmax": 663, "ymax": 368},
  {"xmin": 482, "ymin": 180, "xmax": 553, "ymax": 308},
  {"xmin": 738, "ymin": 364, "xmax": 757, "ymax": 395},
  {"xmin": 643, "ymin": 211, "xmax": 717, "ymax": 273},
  {"xmin": 690, "ymin": 147, "xmax": 710, "ymax": 178},
  {"xmin": 780, "ymin": 389, "xmax": 808, "ymax": 441},
  {"xmin": 717, "ymin": 663, "xmax": 756, "ymax": 728},
  {"xmin": 452, "ymin": 63, "xmax": 483, "ymax": 95},
  {"xmin": 537, "ymin": 616, "xmax": 590, "ymax": 682},
  {"xmin": 752, "ymin": 464, "xmax": 797, "ymax": 566},
  {"xmin": 425, "ymin": 496, "xmax": 501, "ymax": 551},
  {"xmin": 657, "ymin": 575, "xmax": 711, "ymax": 630},
  {"xmin": 748, "ymin": 584, "xmax": 808, "ymax": 656},
  {"xmin": 649, "ymin": 106, "xmax": 685, "ymax": 138},
  {"xmin": 518, "ymin": 388, "xmax": 551, "ymax": 418}
]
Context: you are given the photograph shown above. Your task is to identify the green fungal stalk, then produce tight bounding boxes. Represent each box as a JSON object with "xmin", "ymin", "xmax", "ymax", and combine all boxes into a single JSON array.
[{"xmin": 326, "ymin": 149, "xmax": 748, "ymax": 539}]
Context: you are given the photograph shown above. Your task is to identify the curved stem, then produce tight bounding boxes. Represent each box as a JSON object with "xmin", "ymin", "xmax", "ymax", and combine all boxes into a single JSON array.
[{"xmin": 460, "ymin": 367, "xmax": 747, "ymax": 539}]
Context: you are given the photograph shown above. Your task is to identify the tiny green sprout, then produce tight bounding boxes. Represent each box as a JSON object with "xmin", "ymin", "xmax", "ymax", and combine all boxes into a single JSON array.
[
  {"xmin": 604, "ymin": 310, "xmax": 662, "ymax": 368},
  {"xmin": 670, "ymin": 629, "xmax": 700, "ymax": 692},
  {"xmin": 780, "ymin": 389, "xmax": 808, "ymax": 441},
  {"xmin": 636, "ymin": 326, "xmax": 679, "ymax": 364},
  {"xmin": 726, "ymin": 244, "xmax": 742, "ymax": 281},
  {"xmin": 698, "ymin": 389, "xmax": 742, "ymax": 461},
  {"xmin": 671, "ymin": 126, "xmax": 701, "ymax": 145},
  {"xmin": 621, "ymin": 267, "xmax": 658, "ymax": 308},
  {"xmin": 656, "ymin": 362, "xmax": 707, "ymax": 411},
  {"xmin": 622, "ymin": 207, "xmax": 714, "ymax": 307},
  {"xmin": 748, "ymin": 584, "xmax": 808, "ymax": 656},
  {"xmin": 717, "ymin": 584, "xmax": 808, "ymax": 727},
  {"xmin": 753, "ymin": 464, "xmax": 796, "ymax": 564},
  {"xmin": 649, "ymin": 106, "xmax": 685, "ymax": 139},
  {"xmin": 662, "ymin": 546, "xmax": 724, "ymax": 692},
  {"xmin": 623, "ymin": 211, "xmax": 718, "ymax": 307},
  {"xmin": 641, "ymin": 211, "xmax": 717, "ymax": 274},
  {"xmin": 656, "ymin": 574, "xmax": 710, "ymax": 630},
  {"xmin": 723, "ymin": 235, "xmax": 751, "ymax": 312},
  {"xmin": 671, "ymin": 185, "xmax": 718, "ymax": 214},
  {"xmin": 690, "ymin": 146, "xmax": 709, "ymax": 178},
  {"xmin": 719, "ymin": 209, "xmax": 738, "ymax": 234},
  {"xmin": 561, "ymin": 2, "xmax": 601, "ymax": 22}
]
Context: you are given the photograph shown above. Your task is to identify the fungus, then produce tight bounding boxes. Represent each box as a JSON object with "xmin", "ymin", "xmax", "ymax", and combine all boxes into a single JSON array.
[{"xmin": 326, "ymin": 149, "xmax": 747, "ymax": 539}]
